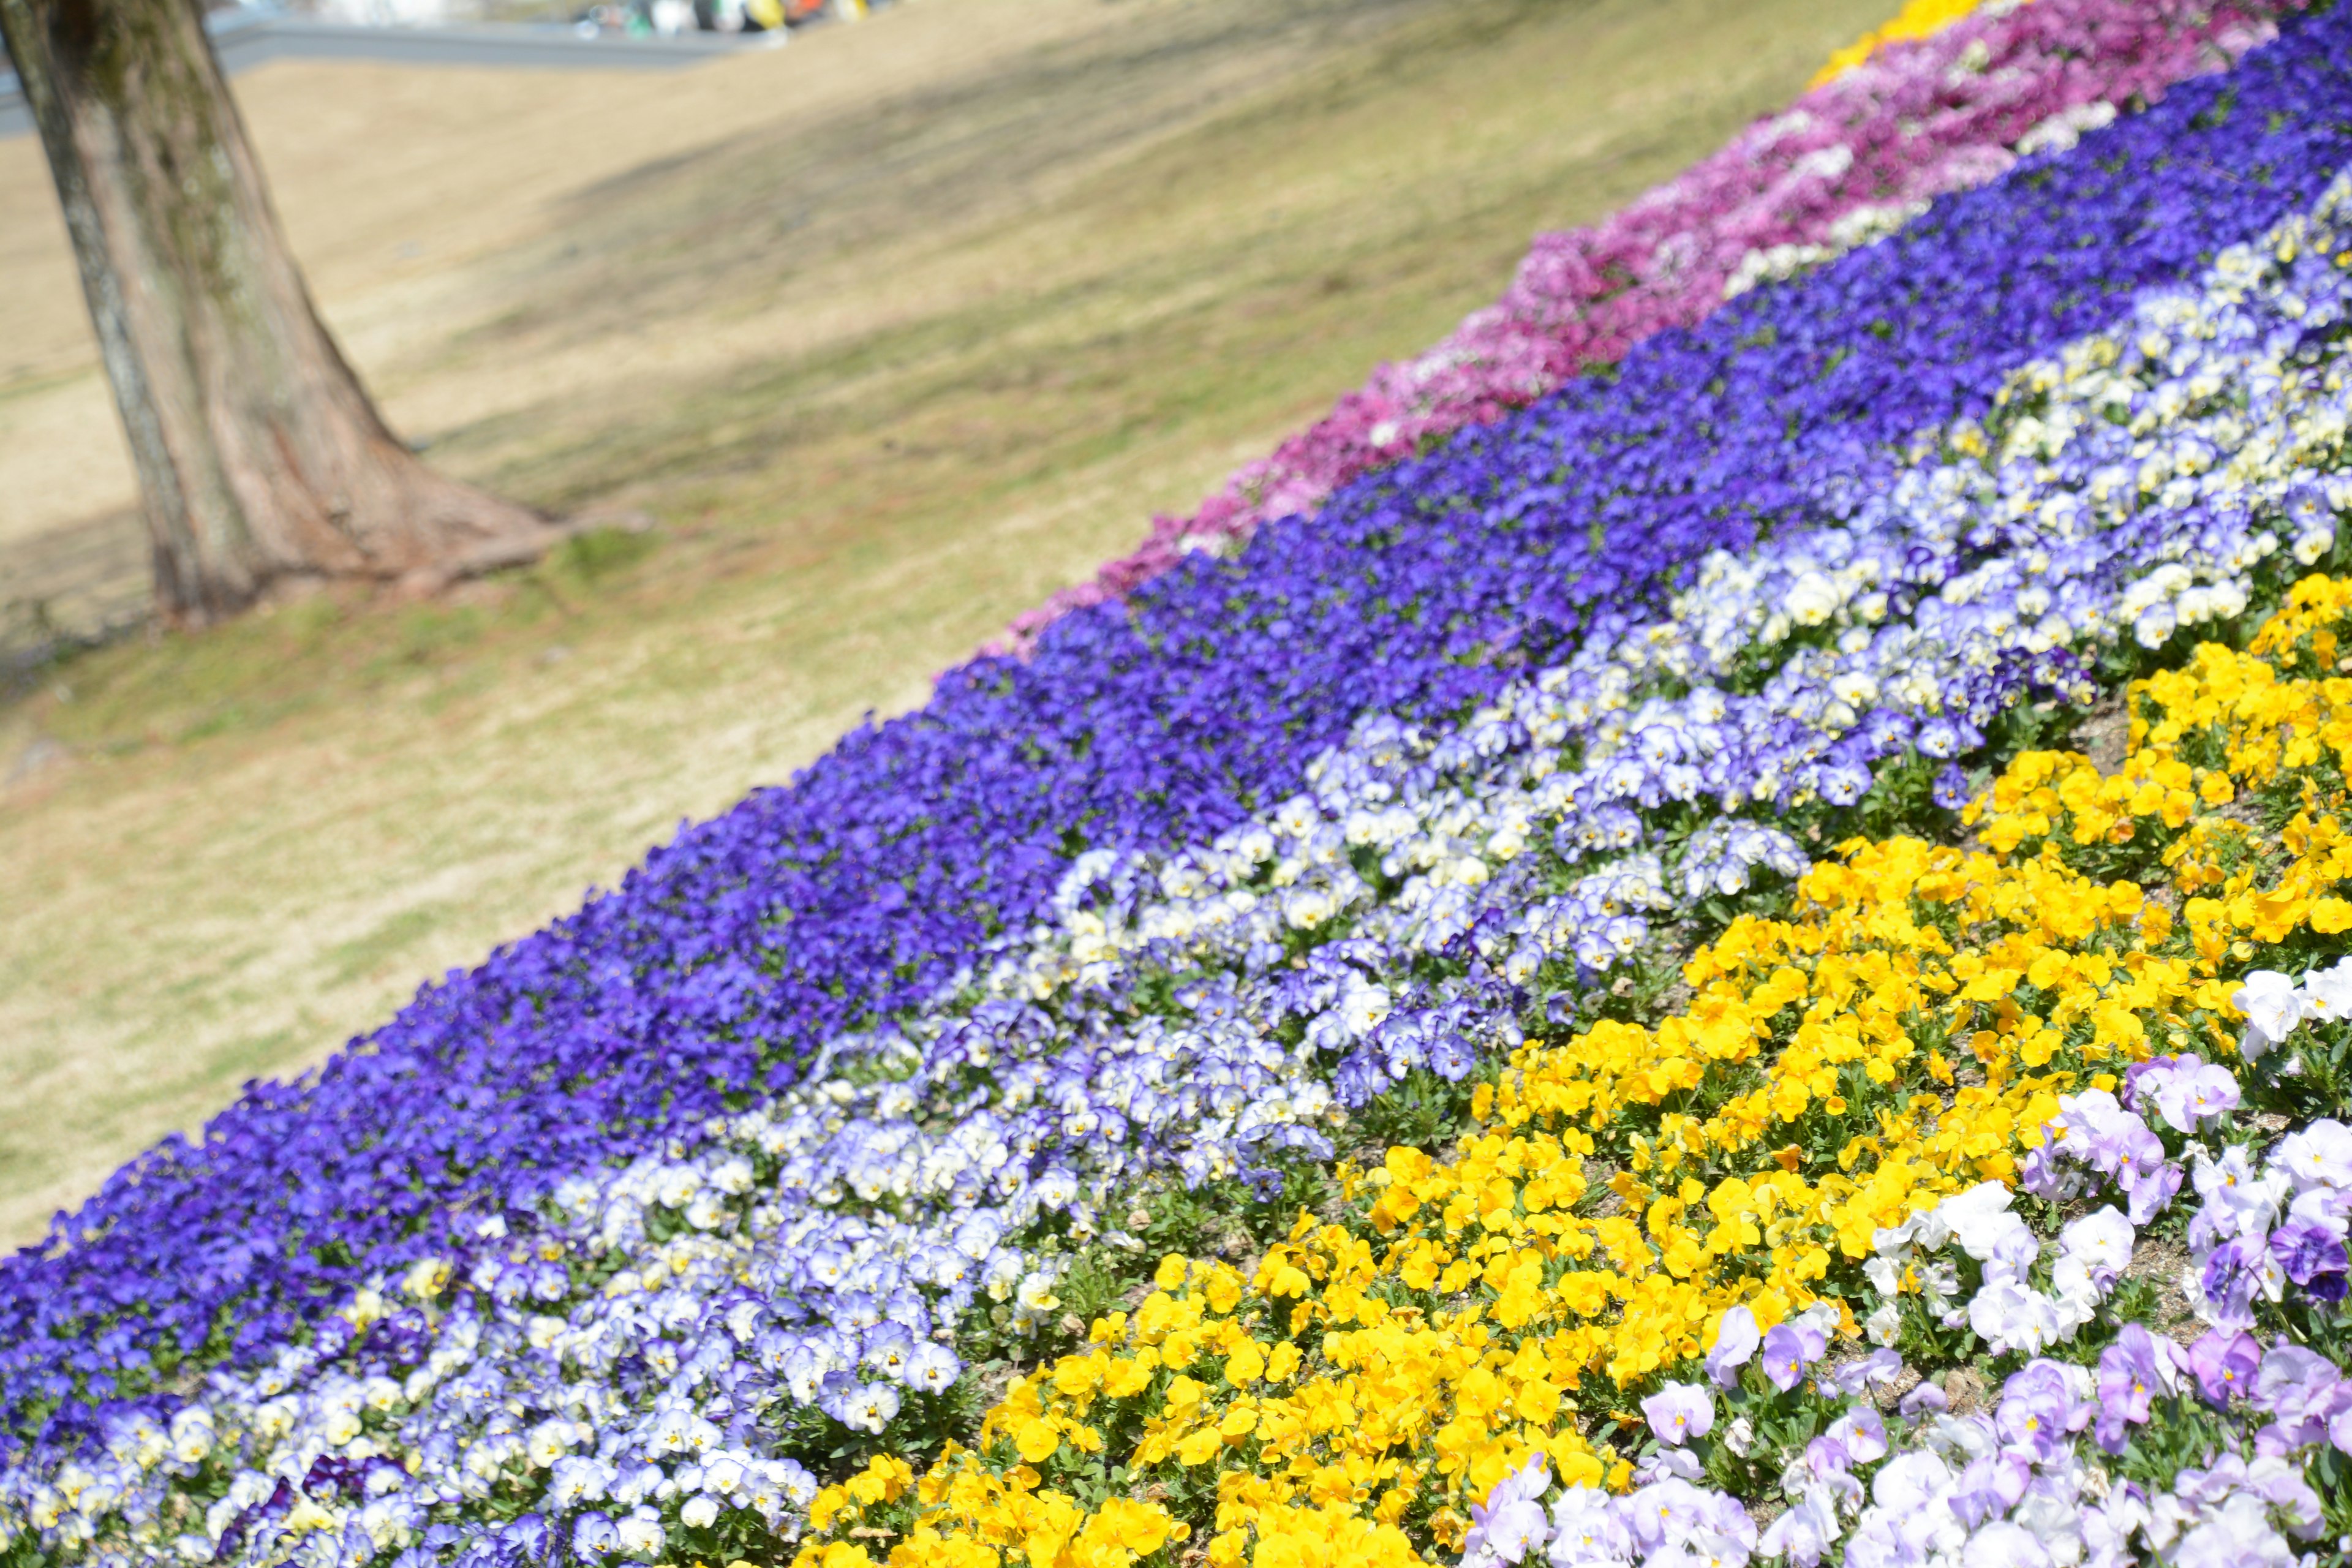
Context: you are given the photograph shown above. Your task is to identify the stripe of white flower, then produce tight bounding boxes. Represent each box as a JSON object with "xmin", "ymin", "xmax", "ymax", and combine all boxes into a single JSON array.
[{"xmin": 30, "ymin": 168, "xmax": 2352, "ymax": 1568}]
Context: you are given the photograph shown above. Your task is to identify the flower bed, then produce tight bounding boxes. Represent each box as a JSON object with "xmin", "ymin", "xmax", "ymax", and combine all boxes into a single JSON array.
[
  {"xmin": 13, "ymin": 7, "xmax": 2352, "ymax": 1567},
  {"xmin": 794, "ymin": 583, "xmax": 2352, "ymax": 1566},
  {"xmin": 1001, "ymin": 0, "xmax": 2304, "ymax": 652}
]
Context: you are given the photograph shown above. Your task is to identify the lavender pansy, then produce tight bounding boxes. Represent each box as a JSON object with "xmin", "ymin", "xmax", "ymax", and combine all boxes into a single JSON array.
[
  {"xmin": 1641, "ymin": 1383, "xmax": 1714, "ymax": 1447},
  {"xmin": 1705, "ymin": 1306, "xmax": 1760, "ymax": 1391}
]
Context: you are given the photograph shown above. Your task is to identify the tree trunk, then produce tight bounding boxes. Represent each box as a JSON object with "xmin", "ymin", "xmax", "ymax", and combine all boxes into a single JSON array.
[{"xmin": 0, "ymin": 0, "xmax": 562, "ymax": 626}]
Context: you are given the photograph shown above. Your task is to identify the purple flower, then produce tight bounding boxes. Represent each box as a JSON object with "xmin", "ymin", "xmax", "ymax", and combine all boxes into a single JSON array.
[
  {"xmin": 1545, "ymin": 1485, "xmax": 1632, "ymax": 1564},
  {"xmin": 1758, "ymin": 1486, "xmax": 1841, "ymax": 1568},
  {"xmin": 1705, "ymin": 1305, "xmax": 1760, "ymax": 1389},
  {"xmin": 2198, "ymin": 1235, "xmax": 2270, "ymax": 1331},
  {"xmin": 2016, "ymin": 1139, "xmax": 2074, "ymax": 1204},
  {"xmin": 2122, "ymin": 1156, "xmax": 2185, "ymax": 1227},
  {"xmin": 1828, "ymin": 1404, "xmax": 1889, "ymax": 1465},
  {"xmin": 1631, "ymin": 1445, "xmax": 1706, "ymax": 1487},
  {"xmin": 572, "ymin": 1513, "xmax": 620, "ymax": 1561},
  {"xmin": 2094, "ymin": 1324, "xmax": 2173, "ymax": 1453},
  {"xmin": 2118, "ymin": 1055, "xmax": 2172, "ymax": 1115},
  {"xmin": 1623, "ymin": 1478, "xmax": 1753, "ymax": 1559},
  {"xmin": 2192, "ymin": 1143, "xmax": 2284, "ymax": 1243},
  {"xmin": 1931, "ymin": 763, "xmax": 1973, "ymax": 812},
  {"xmin": 1624, "ymin": 1478, "xmax": 1709, "ymax": 1555},
  {"xmin": 2147, "ymin": 1055, "xmax": 2241, "ymax": 1133},
  {"xmin": 2254, "ymin": 1343, "xmax": 2345, "ymax": 1449},
  {"xmin": 2036, "ymin": 1088, "xmax": 2190, "ymax": 1223},
  {"xmin": 1760, "ymin": 1322, "xmax": 1822, "ymax": 1392},
  {"xmin": 1463, "ymin": 1453, "xmax": 1551, "ymax": 1566},
  {"xmin": 902, "ymin": 1340, "xmax": 962, "ymax": 1393},
  {"xmin": 1995, "ymin": 1359, "xmax": 2082, "ymax": 1461},
  {"xmin": 1948, "ymin": 1452, "xmax": 2032, "ymax": 1529},
  {"xmin": 1826, "ymin": 1348, "xmax": 1904, "ymax": 1396},
  {"xmin": 2070, "ymin": 1092, "xmax": 2144, "ymax": 1166},
  {"xmin": 819, "ymin": 1376, "xmax": 901, "ymax": 1434},
  {"xmin": 2187, "ymin": 1328, "xmax": 2263, "ymax": 1408},
  {"xmin": 1641, "ymin": 1382, "xmax": 1714, "ymax": 1446},
  {"xmin": 1899, "ymin": 1381, "xmax": 1950, "ymax": 1419},
  {"xmin": 2269, "ymin": 1218, "xmax": 2348, "ymax": 1300}
]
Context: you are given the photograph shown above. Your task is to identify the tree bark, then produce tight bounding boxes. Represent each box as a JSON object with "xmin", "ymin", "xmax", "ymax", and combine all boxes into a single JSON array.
[{"xmin": 0, "ymin": 0, "xmax": 562, "ymax": 626}]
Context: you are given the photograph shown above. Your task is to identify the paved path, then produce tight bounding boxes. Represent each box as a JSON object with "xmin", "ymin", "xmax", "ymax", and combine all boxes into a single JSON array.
[{"xmin": 2, "ymin": 9, "xmax": 771, "ymax": 137}]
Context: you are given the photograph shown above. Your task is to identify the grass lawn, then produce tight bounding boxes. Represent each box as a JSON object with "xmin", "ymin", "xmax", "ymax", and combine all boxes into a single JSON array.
[{"xmin": 0, "ymin": 0, "xmax": 1888, "ymax": 1245}]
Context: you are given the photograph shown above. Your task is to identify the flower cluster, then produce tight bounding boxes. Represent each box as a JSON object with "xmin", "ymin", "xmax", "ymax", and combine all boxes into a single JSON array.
[
  {"xmin": 1731, "ymin": 1094, "xmax": 2352, "ymax": 1568},
  {"xmin": 788, "ymin": 581, "xmax": 2352, "ymax": 1567},
  {"xmin": 977, "ymin": 147, "xmax": 2352, "ymax": 1189},
  {"xmin": 1002, "ymin": 0, "xmax": 2305, "ymax": 650},
  {"xmin": 17, "ymin": 12, "xmax": 2352, "ymax": 1566}
]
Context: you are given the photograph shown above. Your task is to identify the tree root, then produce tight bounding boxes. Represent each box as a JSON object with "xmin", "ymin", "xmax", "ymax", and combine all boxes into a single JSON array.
[{"xmin": 391, "ymin": 508, "xmax": 656, "ymax": 599}]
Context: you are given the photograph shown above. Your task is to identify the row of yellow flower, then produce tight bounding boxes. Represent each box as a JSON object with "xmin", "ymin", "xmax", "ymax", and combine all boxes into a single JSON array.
[{"xmin": 792, "ymin": 578, "xmax": 2352, "ymax": 1568}]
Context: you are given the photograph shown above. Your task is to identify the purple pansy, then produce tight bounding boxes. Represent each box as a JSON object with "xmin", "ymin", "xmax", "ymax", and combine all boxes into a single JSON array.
[
  {"xmin": 2188, "ymin": 1329, "xmax": 2265, "ymax": 1409},
  {"xmin": 1706, "ymin": 1305, "xmax": 1761, "ymax": 1390},
  {"xmin": 2269, "ymin": 1219, "xmax": 2348, "ymax": 1300},
  {"xmin": 1642, "ymin": 1383, "xmax": 1715, "ymax": 1447},
  {"xmin": 1761, "ymin": 1322, "xmax": 1825, "ymax": 1392}
]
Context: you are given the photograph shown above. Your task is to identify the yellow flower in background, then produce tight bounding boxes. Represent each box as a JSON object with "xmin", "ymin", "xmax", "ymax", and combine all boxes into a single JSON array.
[{"xmin": 1812, "ymin": 0, "xmax": 2016, "ymax": 88}]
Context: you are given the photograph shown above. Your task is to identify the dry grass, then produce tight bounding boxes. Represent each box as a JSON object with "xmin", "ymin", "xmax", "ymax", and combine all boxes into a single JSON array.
[{"xmin": 0, "ymin": 0, "xmax": 1890, "ymax": 1245}]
